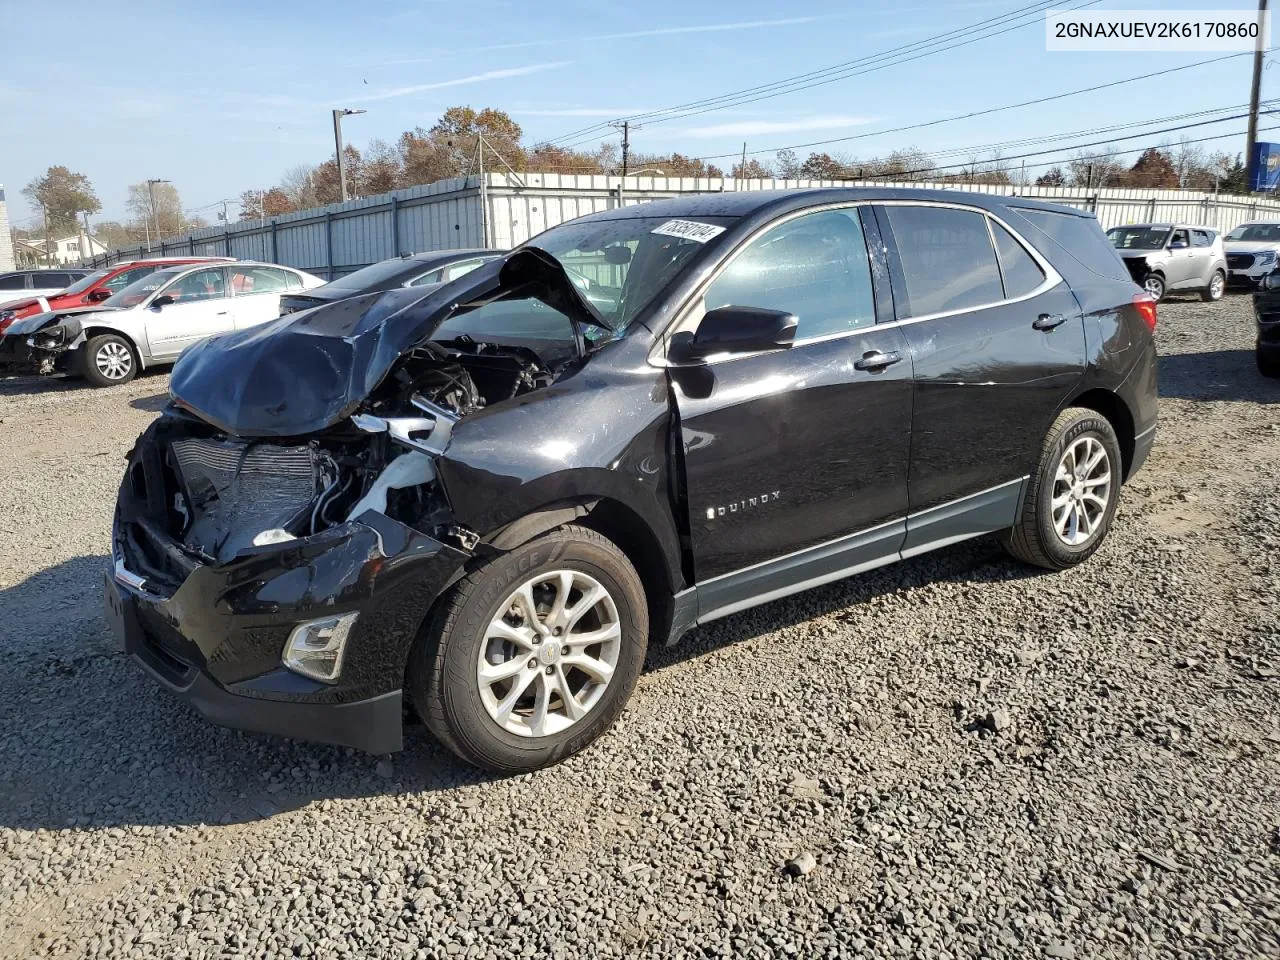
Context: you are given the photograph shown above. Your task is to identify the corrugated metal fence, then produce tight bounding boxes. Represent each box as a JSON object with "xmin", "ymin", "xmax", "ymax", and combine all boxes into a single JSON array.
[{"xmin": 90, "ymin": 173, "xmax": 1280, "ymax": 279}]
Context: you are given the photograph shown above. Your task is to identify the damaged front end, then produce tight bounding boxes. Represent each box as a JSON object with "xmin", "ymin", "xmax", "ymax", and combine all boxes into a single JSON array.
[
  {"xmin": 108, "ymin": 249, "xmax": 605, "ymax": 752},
  {"xmin": 0, "ymin": 313, "xmax": 85, "ymax": 376}
]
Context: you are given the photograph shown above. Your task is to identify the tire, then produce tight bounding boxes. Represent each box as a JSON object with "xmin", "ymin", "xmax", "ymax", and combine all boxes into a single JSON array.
[
  {"xmin": 1201, "ymin": 269, "xmax": 1226, "ymax": 302},
  {"xmin": 408, "ymin": 524, "xmax": 648, "ymax": 773},
  {"xmin": 1142, "ymin": 273, "xmax": 1165, "ymax": 302},
  {"xmin": 1259, "ymin": 349, "xmax": 1280, "ymax": 378},
  {"xmin": 82, "ymin": 334, "xmax": 138, "ymax": 386},
  {"xmin": 1000, "ymin": 407, "xmax": 1123, "ymax": 571}
]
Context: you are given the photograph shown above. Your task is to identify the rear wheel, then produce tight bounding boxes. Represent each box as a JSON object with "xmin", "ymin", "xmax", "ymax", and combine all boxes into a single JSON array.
[
  {"xmin": 408, "ymin": 525, "xmax": 648, "ymax": 772},
  {"xmin": 1001, "ymin": 407, "xmax": 1122, "ymax": 570},
  {"xmin": 1142, "ymin": 273, "xmax": 1166, "ymax": 302},
  {"xmin": 82, "ymin": 334, "xmax": 137, "ymax": 386},
  {"xmin": 1201, "ymin": 269, "xmax": 1226, "ymax": 302}
]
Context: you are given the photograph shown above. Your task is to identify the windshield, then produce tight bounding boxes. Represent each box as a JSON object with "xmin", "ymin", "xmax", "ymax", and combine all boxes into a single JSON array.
[
  {"xmin": 325, "ymin": 259, "xmax": 421, "ymax": 291},
  {"xmin": 102, "ymin": 267, "xmax": 186, "ymax": 308},
  {"xmin": 1226, "ymin": 223, "xmax": 1280, "ymax": 242},
  {"xmin": 60, "ymin": 269, "xmax": 112, "ymax": 296},
  {"xmin": 1107, "ymin": 226, "xmax": 1170, "ymax": 250}
]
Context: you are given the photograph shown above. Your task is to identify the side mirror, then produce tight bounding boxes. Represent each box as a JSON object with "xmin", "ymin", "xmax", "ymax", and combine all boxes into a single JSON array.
[
  {"xmin": 86, "ymin": 289, "xmax": 112, "ymax": 303},
  {"xmin": 1169, "ymin": 240, "xmax": 1189, "ymax": 250},
  {"xmin": 669, "ymin": 305, "xmax": 797, "ymax": 362},
  {"xmin": 1260, "ymin": 273, "xmax": 1280, "ymax": 291},
  {"xmin": 150, "ymin": 294, "xmax": 175, "ymax": 310}
]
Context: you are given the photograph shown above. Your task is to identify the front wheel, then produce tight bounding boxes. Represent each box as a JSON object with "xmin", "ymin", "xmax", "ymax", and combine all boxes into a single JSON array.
[
  {"xmin": 1001, "ymin": 407, "xmax": 1123, "ymax": 570},
  {"xmin": 1201, "ymin": 269, "xmax": 1226, "ymax": 302},
  {"xmin": 1143, "ymin": 273, "xmax": 1166, "ymax": 302},
  {"xmin": 82, "ymin": 334, "xmax": 138, "ymax": 386},
  {"xmin": 408, "ymin": 524, "xmax": 648, "ymax": 772}
]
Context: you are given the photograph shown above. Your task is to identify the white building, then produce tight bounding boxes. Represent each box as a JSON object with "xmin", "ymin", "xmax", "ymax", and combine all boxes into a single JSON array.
[
  {"xmin": 12, "ymin": 232, "xmax": 106, "ymax": 266},
  {"xmin": 0, "ymin": 187, "xmax": 14, "ymax": 273}
]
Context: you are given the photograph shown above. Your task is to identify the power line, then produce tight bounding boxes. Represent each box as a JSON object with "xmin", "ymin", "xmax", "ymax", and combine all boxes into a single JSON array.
[
  {"xmin": 684, "ymin": 53, "xmax": 1254, "ymax": 163},
  {"xmin": 543, "ymin": 0, "xmax": 1095, "ymax": 147}
]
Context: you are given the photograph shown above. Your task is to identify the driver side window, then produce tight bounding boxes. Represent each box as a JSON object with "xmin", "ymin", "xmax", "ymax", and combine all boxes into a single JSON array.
[
  {"xmin": 164, "ymin": 268, "xmax": 226, "ymax": 304},
  {"xmin": 1171, "ymin": 229, "xmax": 1190, "ymax": 247},
  {"xmin": 703, "ymin": 207, "xmax": 875, "ymax": 339}
]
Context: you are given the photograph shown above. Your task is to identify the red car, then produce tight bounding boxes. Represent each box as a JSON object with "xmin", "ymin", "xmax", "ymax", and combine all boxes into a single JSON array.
[{"xmin": 0, "ymin": 257, "xmax": 233, "ymax": 334}]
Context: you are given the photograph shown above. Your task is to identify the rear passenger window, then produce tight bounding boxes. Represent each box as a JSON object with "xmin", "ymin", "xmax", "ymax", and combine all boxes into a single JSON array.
[
  {"xmin": 1191, "ymin": 230, "xmax": 1212, "ymax": 247},
  {"xmin": 990, "ymin": 221, "xmax": 1046, "ymax": 299},
  {"xmin": 704, "ymin": 207, "xmax": 875, "ymax": 339},
  {"xmin": 1013, "ymin": 208, "xmax": 1131, "ymax": 282},
  {"xmin": 882, "ymin": 206, "xmax": 1003, "ymax": 317},
  {"xmin": 0, "ymin": 275, "xmax": 24, "ymax": 291}
]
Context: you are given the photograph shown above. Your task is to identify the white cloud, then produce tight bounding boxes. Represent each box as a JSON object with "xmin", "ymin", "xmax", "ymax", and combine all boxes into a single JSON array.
[
  {"xmin": 683, "ymin": 115, "xmax": 879, "ymax": 139},
  {"xmin": 352, "ymin": 62, "xmax": 570, "ymax": 102},
  {"xmin": 442, "ymin": 15, "xmax": 839, "ymax": 53}
]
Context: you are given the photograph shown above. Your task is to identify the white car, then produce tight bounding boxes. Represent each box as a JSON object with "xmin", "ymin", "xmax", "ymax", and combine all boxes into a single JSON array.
[
  {"xmin": 0, "ymin": 261, "xmax": 323, "ymax": 386},
  {"xmin": 0, "ymin": 269, "xmax": 93, "ymax": 308},
  {"xmin": 1224, "ymin": 221, "xmax": 1280, "ymax": 288}
]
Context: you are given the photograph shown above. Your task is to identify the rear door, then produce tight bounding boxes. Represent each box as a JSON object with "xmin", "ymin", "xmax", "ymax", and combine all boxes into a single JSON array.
[
  {"xmin": 144, "ymin": 266, "xmax": 233, "ymax": 359},
  {"xmin": 1190, "ymin": 229, "xmax": 1216, "ymax": 284},
  {"xmin": 668, "ymin": 204, "xmax": 913, "ymax": 597},
  {"xmin": 228, "ymin": 266, "xmax": 294, "ymax": 328},
  {"xmin": 874, "ymin": 203, "xmax": 1085, "ymax": 552}
]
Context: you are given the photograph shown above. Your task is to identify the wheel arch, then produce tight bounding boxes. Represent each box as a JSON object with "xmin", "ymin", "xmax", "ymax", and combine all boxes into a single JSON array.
[
  {"xmin": 484, "ymin": 496, "xmax": 680, "ymax": 648},
  {"xmin": 81, "ymin": 326, "xmax": 146, "ymax": 370},
  {"xmin": 1067, "ymin": 388, "xmax": 1136, "ymax": 479}
]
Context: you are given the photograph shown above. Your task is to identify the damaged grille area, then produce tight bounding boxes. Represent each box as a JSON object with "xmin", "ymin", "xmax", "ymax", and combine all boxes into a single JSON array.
[{"xmin": 170, "ymin": 438, "xmax": 338, "ymax": 563}]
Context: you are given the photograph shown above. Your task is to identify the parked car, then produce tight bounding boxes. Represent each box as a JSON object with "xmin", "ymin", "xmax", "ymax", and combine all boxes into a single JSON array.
[
  {"xmin": 0, "ymin": 269, "xmax": 92, "ymax": 307},
  {"xmin": 0, "ymin": 257, "xmax": 233, "ymax": 333},
  {"xmin": 105, "ymin": 189, "xmax": 1157, "ymax": 772},
  {"xmin": 279, "ymin": 249, "xmax": 502, "ymax": 314},
  {"xmin": 0, "ymin": 261, "xmax": 322, "ymax": 386},
  {"xmin": 1252, "ymin": 273, "xmax": 1280, "ymax": 377},
  {"xmin": 1224, "ymin": 220, "xmax": 1280, "ymax": 288},
  {"xmin": 1106, "ymin": 223, "xmax": 1226, "ymax": 302}
]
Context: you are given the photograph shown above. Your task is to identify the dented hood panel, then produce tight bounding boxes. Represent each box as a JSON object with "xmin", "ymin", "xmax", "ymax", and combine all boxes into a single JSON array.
[{"xmin": 169, "ymin": 249, "xmax": 603, "ymax": 438}]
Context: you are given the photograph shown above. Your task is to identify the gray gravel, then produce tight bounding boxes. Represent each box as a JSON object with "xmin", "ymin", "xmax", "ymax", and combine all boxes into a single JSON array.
[{"xmin": 2, "ymin": 295, "xmax": 1279, "ymax": 959}]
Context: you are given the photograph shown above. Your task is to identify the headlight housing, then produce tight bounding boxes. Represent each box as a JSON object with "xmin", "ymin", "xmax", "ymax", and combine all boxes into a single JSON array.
[
  {"xmin": 282, "ymin": 612, "xmax": 359, "ymax": 683},
  {"xmin": 1257, "ymin": 250, "xmax": 1277, "ymax": 265}
]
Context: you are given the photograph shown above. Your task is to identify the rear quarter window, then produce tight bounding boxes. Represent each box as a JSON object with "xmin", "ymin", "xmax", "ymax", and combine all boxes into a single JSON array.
[{"xmin": 1010, "ymin": 207, "xmax": 1131, "ymax": 282}]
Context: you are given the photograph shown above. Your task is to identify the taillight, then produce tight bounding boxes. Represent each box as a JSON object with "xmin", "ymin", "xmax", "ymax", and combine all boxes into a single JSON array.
[{"xmin": 1133, "ymin": 293, "xmax": 1157, "ymax": 332}]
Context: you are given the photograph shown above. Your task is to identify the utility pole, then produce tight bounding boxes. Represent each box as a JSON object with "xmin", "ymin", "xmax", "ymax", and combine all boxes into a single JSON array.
[
  {"xmin": 611, "ymin": 120, "xmax": 636, "ymax": 177},
  {"xmin": 1246, "ymin": 0, "xmax": 1270, "ymax": 188},
  {"xmin": 80, "ymin": 211, "xmax": 91, "ymax": 264},
  {"xmin": 41, "ymin": 203, "xmax": 50, "ymax": 267},
  {"xmin": 738, "ymin": 142, "xmax": 748, "ymax": 188},
  {"xmin": 146, "ymin": 178, "xmax": 169, "ymax": 252},
  {"xmin": 332, "ymin": 108, "xmax": 366, "ymax": 203}
]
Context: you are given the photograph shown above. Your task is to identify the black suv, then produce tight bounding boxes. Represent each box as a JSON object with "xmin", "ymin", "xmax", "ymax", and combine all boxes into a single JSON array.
[{"xmin": 106, "ymin": 189, "xmax": 1158, "ymax": 772}]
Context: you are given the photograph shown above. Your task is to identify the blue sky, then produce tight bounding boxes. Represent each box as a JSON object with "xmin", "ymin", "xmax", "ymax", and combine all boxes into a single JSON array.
[{"xmin": 0, "ymin": 0, "xmax": 1267, "ymax": 229}]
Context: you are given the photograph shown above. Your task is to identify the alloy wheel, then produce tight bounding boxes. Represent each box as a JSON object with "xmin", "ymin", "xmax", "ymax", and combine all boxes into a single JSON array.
[
  {"xmin": 1144, "ymin": 276, "xmax": 1165, "ymax": 300},
  {"xmin": 1208, "ymin": 272, "xmax": 1225, "ymax": 300},
  {"xmin": 477, "ymin": 570, "xmax": 621, "ymax": 738},
  {"xmin": 1051, "ymin": 436, "xmax": 1112, "ymax": 546},
  {"xmin": 95, "ymin": 341, "xmax": 133, "ymax": 382}
]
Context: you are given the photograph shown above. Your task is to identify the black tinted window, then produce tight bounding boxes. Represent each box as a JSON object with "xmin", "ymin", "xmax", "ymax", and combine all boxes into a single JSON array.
[
  {"xmin": 990, "ymin": 221, "xmax": 1046, "ymax": 299},
  {"xmin": 705, "ymin": 208, "xmax": 875, "ymax": 338},
  {"xmin": 0, "ymin": 275, "xmax": 24, "ymax": 290},
  {"xmin": 1191, "ymin": 230, "xmax": 1212, "ymax": 248},
  {"xmin": 37, "ymin": 273, "xmax": 73, "ymax": 288},
  {"xmin": 1013, "ymin": 208, "xmax": 1130, "ymax": 281},
  {"xmin": 883, "ymin": 206, "xmax": 1003, "ymax": 317}
]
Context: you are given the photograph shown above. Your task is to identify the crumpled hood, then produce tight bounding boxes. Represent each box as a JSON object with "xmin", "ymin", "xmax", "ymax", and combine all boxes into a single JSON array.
[
  {"xmin": 169, "ymin": 248, "xmax": 605, "ymax": 438},
  {"xmin": 3, "ymin": 306, "xmax": 116, "ymax": 337}
]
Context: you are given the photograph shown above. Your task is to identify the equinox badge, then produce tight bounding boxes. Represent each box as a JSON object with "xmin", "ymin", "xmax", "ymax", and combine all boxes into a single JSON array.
[{"xmin": 706, "ymin": 491, "xmax": 781, "ymax": 520}]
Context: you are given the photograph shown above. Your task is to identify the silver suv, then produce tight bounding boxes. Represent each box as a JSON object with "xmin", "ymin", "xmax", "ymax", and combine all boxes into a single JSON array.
[{"xmin": 1106, "ymin": 223, "xmax": 1227, "ymax": 302}]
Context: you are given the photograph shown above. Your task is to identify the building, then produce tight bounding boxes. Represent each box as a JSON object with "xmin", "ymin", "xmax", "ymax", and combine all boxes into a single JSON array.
[
  {"xmin": 0, "ymin": 187, "xmax": 14, "ymax": 273},
  {"xmin": 13, "ymin": 232, "xmax": 107, "ymax": 267}
]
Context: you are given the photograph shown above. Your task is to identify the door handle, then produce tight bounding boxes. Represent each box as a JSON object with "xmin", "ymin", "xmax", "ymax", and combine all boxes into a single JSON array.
[
  {"xmin": 854, "ymin": 349, "xmax": 903, "ymax": 371},
  {"xmin": 215, "ymin": 311, "xmax": 228, "ymax": 315},
  {"xmin": 1032, "ymin": 313, "xmax": 1068, "ymax": 331}
]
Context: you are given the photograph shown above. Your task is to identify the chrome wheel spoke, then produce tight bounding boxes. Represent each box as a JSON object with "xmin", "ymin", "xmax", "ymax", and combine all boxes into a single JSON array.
[
  {"xmin": 553, "ymin": 665, "xmax": 586, "ymax": 722},
  {"xmin": 528, "ymin": 673, "xmax": 553, "ymax": 737},
  {"xmin": 562, "ymin": 652, "xmax": 615, "ymax": 684},
  {"xmin": 492, "ymin": 669, "xmax": 538, "ymax": 725},
  {"xmin": 479, "ymin": 656, "xmax": 532, "ymax": 684},
  {"xmin": 487, "ymin": 617, "xmax": 537, "ymax": 651},
  {"xmin": 564, "ymin": 582, "xmax": 606, "ymax": 632}
]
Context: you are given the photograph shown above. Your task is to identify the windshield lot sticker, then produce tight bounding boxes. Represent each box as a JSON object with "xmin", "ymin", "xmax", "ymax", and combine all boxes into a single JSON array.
[{"xmin": 652, "ymin": 220, "xmax": 726, "ymax": 243}]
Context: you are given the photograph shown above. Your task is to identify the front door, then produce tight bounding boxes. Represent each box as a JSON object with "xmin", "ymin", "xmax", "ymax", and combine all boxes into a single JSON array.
[
  {"xmin": 1163, "ymin": 227, "xmax": 1198, "ymax": 289},
  {"xmin": 144, "ymin": 266, "xmax": 234, "ymax": 359},
  {"xmin": 874, "ymin": 203, "xmax": 1085, "ymax": 551},
  {"xmin": 669, "ymin": 206, "xmax": 913, "ymax": 605}
]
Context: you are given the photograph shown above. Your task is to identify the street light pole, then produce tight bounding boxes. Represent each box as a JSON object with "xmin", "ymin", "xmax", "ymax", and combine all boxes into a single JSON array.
[
  {"xmin": 146, "ymin": 178, "xmax": 170, "ymax": 252},
  {"xmin": 332, "ymin": 108, "xmax": 367, "ymax": 203}
]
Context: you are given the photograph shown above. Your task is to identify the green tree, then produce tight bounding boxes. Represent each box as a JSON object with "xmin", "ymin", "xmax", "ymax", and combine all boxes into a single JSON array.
[{"xmin": 22, "ymin": 166, "xmax": 101, "ymax": 235}]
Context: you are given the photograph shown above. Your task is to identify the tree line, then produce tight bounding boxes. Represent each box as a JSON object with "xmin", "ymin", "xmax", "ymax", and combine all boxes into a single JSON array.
[{"xmin": 15, "ymin": 105, "xmax": 1254, "ymax": 254}]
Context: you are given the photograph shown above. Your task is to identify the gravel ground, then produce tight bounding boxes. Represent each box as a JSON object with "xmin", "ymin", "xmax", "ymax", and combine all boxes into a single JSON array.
[{"xmin": 1, "ymin": 296, "xmax": 1277, "ymax": 960}]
